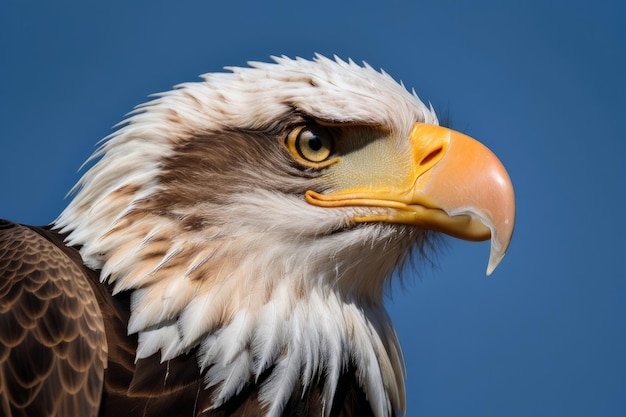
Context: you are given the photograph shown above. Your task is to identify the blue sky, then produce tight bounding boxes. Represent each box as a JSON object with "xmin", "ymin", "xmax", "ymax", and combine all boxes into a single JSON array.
[{"xmin": 1, "ymin": 1, "xmax": 624, "ymax": 416}]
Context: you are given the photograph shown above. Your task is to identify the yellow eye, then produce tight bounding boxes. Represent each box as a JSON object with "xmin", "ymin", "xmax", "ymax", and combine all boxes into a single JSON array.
[{"xmin": 287, "ymin": 126, "xmax": 335, "ymax": 164}]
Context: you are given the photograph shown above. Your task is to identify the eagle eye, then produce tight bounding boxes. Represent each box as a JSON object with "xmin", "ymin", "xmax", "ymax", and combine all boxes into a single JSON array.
[{"xmin": 287, "ymin": 126, "xmax": 335, "ymax": 166}]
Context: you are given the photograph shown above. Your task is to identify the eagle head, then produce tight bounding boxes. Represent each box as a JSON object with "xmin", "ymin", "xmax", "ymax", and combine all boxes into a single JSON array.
[{"xmin": 55, "ymin": 55, "xmax": 514, "ymax": 417}]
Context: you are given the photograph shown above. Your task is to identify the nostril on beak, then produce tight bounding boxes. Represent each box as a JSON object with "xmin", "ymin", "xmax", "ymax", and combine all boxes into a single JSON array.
[{"xmin": 419, "ymin": 146, "xmax": 443, "ymax": 166}]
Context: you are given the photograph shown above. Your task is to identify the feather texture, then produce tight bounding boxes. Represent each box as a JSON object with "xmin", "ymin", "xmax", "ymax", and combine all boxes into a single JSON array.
[{"xmin": 0, "ymin": 221, "xmax": 107, "ymax": 417}]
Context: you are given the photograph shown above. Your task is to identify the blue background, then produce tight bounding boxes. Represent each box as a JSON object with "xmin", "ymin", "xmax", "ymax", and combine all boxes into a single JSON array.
[{"xmin": 1, "ymin": 1, "xmax": 624, "ymax": 416}]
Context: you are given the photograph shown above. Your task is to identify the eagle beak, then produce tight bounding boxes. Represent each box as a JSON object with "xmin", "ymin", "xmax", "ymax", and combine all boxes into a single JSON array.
[
  {"xmin": 404, "ymin": 123, "xmax": 515, "ymax": 274},
  {"xmin": 306, "ymin": 123, "xmax": 515, "ymax": 275}
]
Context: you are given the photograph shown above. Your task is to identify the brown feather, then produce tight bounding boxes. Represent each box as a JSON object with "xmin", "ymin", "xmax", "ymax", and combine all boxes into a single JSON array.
[{"xmin": 0, "ymin": 220, "xmax": 107, "ymax": 417}]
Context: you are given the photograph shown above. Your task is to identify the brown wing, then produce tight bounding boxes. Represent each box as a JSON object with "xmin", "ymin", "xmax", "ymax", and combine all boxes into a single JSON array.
[{"xmin": 0, "ymin": 220, "xmax": 107, "ymax": 417}]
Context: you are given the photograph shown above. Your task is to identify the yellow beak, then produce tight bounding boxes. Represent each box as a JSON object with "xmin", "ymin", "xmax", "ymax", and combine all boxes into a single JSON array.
[{"xmin": 306, "ymin": 123, "xmax": 515, "ymax": 275}]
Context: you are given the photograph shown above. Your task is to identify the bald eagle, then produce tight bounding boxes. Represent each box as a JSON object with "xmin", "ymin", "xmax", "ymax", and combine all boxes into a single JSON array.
[{"xmin": 0, "ymin": 55, "xmax": 514, "ymax": 417}]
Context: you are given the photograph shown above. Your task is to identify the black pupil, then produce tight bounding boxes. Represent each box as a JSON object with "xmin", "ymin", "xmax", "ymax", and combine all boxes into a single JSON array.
[{"xmin": 308, "ymin": 134, "xmax": 323, "ymax": 151}]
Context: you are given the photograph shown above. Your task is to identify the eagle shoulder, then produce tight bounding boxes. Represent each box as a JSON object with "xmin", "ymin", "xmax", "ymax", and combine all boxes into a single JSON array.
[{"xmin": 0, "ymin": 219, "xmax": 107, "ymax": 417}]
